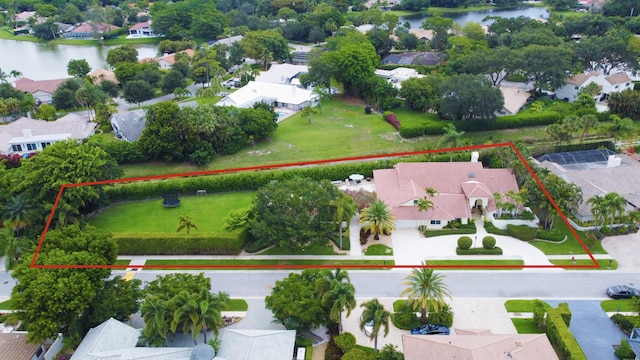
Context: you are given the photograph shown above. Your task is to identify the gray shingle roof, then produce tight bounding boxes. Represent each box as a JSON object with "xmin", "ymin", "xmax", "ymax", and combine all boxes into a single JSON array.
[
  {"xmin": 70, "ymin": 318, "xmax": 141, "ymax": 360},
  {"xmin": 214, "ymin": 329, "xmax": 296, "ymax": 360},
  {"xmin": 110, "ymin": 110, "xmax": 146, "ymax": 142}
]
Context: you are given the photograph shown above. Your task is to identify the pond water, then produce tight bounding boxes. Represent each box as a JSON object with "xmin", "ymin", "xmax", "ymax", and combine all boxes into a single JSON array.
[
  {"xmin": 0, "ymin": 38, "xmax": 159, "ymax": 80},
  {"xmin": 400, "ymin": 6, "xmax": 549, "ymax": 29}
]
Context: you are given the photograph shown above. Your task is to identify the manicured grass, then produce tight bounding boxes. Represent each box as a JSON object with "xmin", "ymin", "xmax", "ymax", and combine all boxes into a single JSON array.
[
  {"xmin": 601, "ymin": 299, "xmax": 637, "ymax": 312},
  {"xmin": 425, "ymin": 260, "xmax": 524, "ymax": 268},
  {"xmin": 530, "ymin": 220, "xmax": 607, "ymax": 255},
  {"xmin": 0, "ymin": 299, "xmax": 12, "ymax": 310},
  {"xmin": 504, "ymin": 299, "xmax": 551, "ymax": 312},
  {"xmin": 365, "ymin": 244, "xmax": 393, "ymax": 256},
  {"xmin": 259, "ymin": 242, "xmax": 341, "ymax": 255},
  {"xmin": 225, "ymin": 299, "xmax": 248, "ymax": 311},
  {"xmin": 89, "ymin": 192, "xmax": 255, "ymax": 234},
  {"xmin": 113, "ymin": 259, "xmax": 132, "ymax": 266},
  {"xmin": 143, "ymin": 259, "xmax": 394, "ymax": 269},
  {"xmin": 511, "ymin": 318, "xmax": 544, "ymax": 334},
  {"xmin": 550, "ymin": 259, "xmax": 618, "ymax": 269}
]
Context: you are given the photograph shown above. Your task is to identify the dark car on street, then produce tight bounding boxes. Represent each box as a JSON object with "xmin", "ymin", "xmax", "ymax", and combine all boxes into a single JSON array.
[
  {"xmin": 410, "ymin": 324, "xmax": 450, "ymax": 335},
  {"xmin": 606, "ymin": 285, "xmax": 640, "ymax": 299}
]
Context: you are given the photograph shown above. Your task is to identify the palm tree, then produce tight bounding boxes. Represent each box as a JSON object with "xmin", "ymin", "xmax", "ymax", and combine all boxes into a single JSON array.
[
  {"xmin": 322, "ymin": 280, "xmax": 356, "ymax": 335},
  {"xmin": 587, "ymin": 195, "xmax": 606, "ymax": 231},
  {"xmin": 331, "ymin": 195, "xmax": 357, "ymax": 250},
  {"xmin": 417, "ymin": 187, "xmax": 438, "ymax": 227},
  {"xmin": 0, "ymin": 227, "xmax": 33, "ymax": 271},
  {"xmin": 0, "ymin": 68, "xmax": 7, "ymax": 83},
  {"xmin": 400, "ymin": 263, "xmax": 452, "ymax": 324},
  {"xmin": 170, "ymin": 290, "xmax": 229, "ymax": 344},
  {"xmin": 177, "ymin": 215, "xmax": 198, "ymax": 235},
  {"xmin": 9, "ymin": 69, "xmax": 21, "ymax": 81},
  {"xmin": 438, "ymin": 123, "xmax": 466, "ymax": 161},
  {"xmin": 604, "ymin": 192, "xmax": 627, "ymax": 228},
  {"xmin": 2, "ymin": 195, "xmax": 33, "ymax": 234},
  {"xmin": 140, "ymin": 296, "xmax": 170, "ymax": 346},
  {"xmin": 359, "ymin": 199, "xmax": 396, "ymax": 240},
  {"xmin": 360, "ymin": 299, "xmax": 391, "ymax": 352}
]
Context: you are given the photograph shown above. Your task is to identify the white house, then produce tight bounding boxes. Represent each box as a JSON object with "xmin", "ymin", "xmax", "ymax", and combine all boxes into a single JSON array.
[
  {"xmin": 255, "ymin": 63, "xmax": 308, "ymax": 85},
  {"xmin": 555, "ymin": 71, "xmax": 632, "ymax": 102},
  {"xmin": 497, "ymin": 86, "xmax": 531, "ymax": 116},
  {"xmin": 0, "ymin": 115, "xmax": 97, "ymax": 156},
  {"xmin": 13, "ymin": 77, "xmax": 68, "ymax": 104},
  {"xmin": 592, "ymin": 72, "xmax": 633, "ymax": 100},
  {"xmin": 216, "ymin": 81, "xmax": 319, "ymax": 110},
  {"xmin": 143, "ymin": 49, "xmax": 196, "ymax": 70},
  {"xmin": 0, "ymin": 332, "xmax": 63, "ymax": 360},
  {"xmin": 127, "ymin": 20, "xmax": 155, "ymax": 37},
  {"xmin": 374, "ymin": 67, "xmax": 424, "ymax": 89}
]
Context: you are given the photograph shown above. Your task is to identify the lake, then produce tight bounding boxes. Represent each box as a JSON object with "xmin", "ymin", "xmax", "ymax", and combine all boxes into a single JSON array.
[
  {"xmin": 0, "ymin": 38, "xmax": 159, "ymax": 80},
  {"xmin": 400, "ymin": 6, "xmax": 549, "ymax": 29}
]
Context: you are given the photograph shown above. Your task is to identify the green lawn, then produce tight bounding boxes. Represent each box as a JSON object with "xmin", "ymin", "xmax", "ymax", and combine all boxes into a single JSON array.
[
  {"xmin": 365, "ymin": 244, "xmax": 393, "ymax": 256},
  {"xmin": 511, "ymin": 318, "xmax": 544, "ymax": 334},
  {"xmin": 504, "ymin": 299, "xmax": 551, "ymax": 312},
  {"xmin": 143, "ymin": 259, "xmax": 394, "ymax": 269},
  {"xmin": 114, "ymin": 259, "xmax": 132, "ymax": 266},
  {"xmin": 0, "ymin": 299, "xmax": 12, "ymax": 310},
  {"xmin": 424, "ymin": 260, "xmax": 524, "ymax": 268},
  {"xmin": 225, "ymin": 299, "xmax": 248, "ymax": 311},
  {"xmin": 601, "ymin": 299, "xmax": 637, "ymax": 312},
  {"xmin": 530, "ymin": 220, "xmax": 607, "ymax": 255},
  {"xmin": 90, "ymin": 192, "xmax": 255, "ymax": 234},
  {"xmin": 550, "ymin": 259, "xmax": 618, "ymax": 269}
]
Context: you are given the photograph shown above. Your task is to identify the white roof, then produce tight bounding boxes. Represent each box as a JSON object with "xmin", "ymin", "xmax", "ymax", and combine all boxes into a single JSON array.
[
  {"xmin": 214, "ymin": 329, "xmax": 296, "ymax": 360},
  {"xmin": 255, "ymin": 64, "xmax": 309, "ymax": 84},
  {"xmin": 0, "ymin": 114, "xmax": 97, "ymax": 154},
  {"xmin": 216, "ymin": 81, "xmax": 318, "ymax": 108},
  {"xmin": 375, "ymin": 67, "xmax": 424, "ymax": 81},
  {"xmin": 70, "ymin": 318, "xmax": 141, "ymax": 360},
  {"xmin": 499, "ymin": 86, "xmax": 531, "ymax": 114}
]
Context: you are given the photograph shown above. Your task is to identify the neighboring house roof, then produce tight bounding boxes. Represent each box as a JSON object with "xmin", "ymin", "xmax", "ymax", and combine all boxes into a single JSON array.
[
  {"xmin": 214, "ymin": 329, "xmax": 296, "ymax": 360},
  {"xmin": 0, "ymin": 333, "xmax": 41, "ymax": 360},
  {"xmin": 209, "ymin": 35, "xmax": 243, "ymax": 47},
  {"xmin": 0, "ymin": 114, "xmax": 97, "ymax": 154},
  {"xmin": 157, "ymin": 49, "xmax": 196, "ymax": 66},
  {"xmin": 373, "ymin": 162, "xmax": 519, "ymax": 221},
  {"xmin": 89, "ymin": 69, "xmax": 118, "ymax": 84},
  {"xmin": 13, "ymin": 77, "xmax": 67, "ymax": 95},
  {"xmin": 500, "ymin": 86, "xmax": 531, "ymax": 115},
  {"xmin": 70, "ymin": 318, "xmax": 141, "ymax": 360},
  {"xmin": 13, "ymin": 11, "xmax": 35, "ymax": 22},
  {"xmin": 129, "ymin": 20, "xmax": 151, "ymax": 30},
  {"xmin": 604, "ymin": 72, "xmax": 631, "ymax": 85},
  {"xmin": 537, "ymin": 151, "xmax": 640, "ymax": 219},
  {"xmin": 565, "ymin": 72, "xmax": 595, "ymax": 86},
  {"xmin": 54, "ymin": 22, "xmax": 75, "ymax": 32},
  {"xmin": 255, "ymin": 64, "xmax": 309, "ymax": 84},
  {"xmin": 70, "ymin": 22, "xmax": 120, "ymax": 34},
  {"xmin": 110, "ymin": 109, "xmax": 146, "ymax": 142},
  {"xmin": 402, "ymin": 331, "xmax": 559, "ymax": 360},
  {"xmin": 375, "ymin": 67, "xmax": 424, "ymax": 83},
  {"xmin": 408, "ymin": 28, "xmax": 434, "ymax": 41},
  {"xmin": 382, "ymin": 52, "xmax": 442, "ymax": 66},
  {"xmin": 216, "ymin": 81, "xmax": 319, "ymax": 108}
]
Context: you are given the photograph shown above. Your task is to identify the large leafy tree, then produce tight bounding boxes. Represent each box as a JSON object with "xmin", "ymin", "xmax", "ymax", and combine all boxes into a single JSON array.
[
  {"xmin": 459, "ymin": 47, "xmax": 523, "ymax": 86},
  {"xmin": 67, "ymin": 59, "xmax": 91, "ymax": 78},
  {"xmin": 400, "ymin": 264, "xmax": 451, "ymax": 324},
  {"xmin": 359, "ymin": 299, "xmax": 391, "ymax": 352},
  {"xmin": 520, "ymin": 45, "xmax": 573, "ymax": 92},
  {"xmin": 138, "ymin": 102, "xmax": 187, "ymax": 162},
  {"xmin": 421, "ymin": 15, "xmax": 453, "ymax": 51},
  {"xmin": 359, "ymin": 199, "xmax": 396, "ymax": 240},
  {"xmin": 240, "ymin": 30, "xmax": 291, "ymax": 70},
  {"xmin": 123, "ymin": 80, "xmax": 155, "ymax": 107},
  {"xmin": 524, "ymin": 168, "xmax": 582, "ymax": 229},
  {"xmin": 250, "ymin": 178, "xmax": 345, "ymax": 249},
  {"xmin": 106, "ymin": 45, "xmax": 139, "ymax": 69},
  {"xmin": 265, "ymin": 269, "xmax": 329, "ymax": 333},
  {"xmin": 438, "ymin": 74, "xmax": 504, "ymax": 121},
  {"xmin": 324, "ymin": 40, "xmax": 378, "ymax": 96}
]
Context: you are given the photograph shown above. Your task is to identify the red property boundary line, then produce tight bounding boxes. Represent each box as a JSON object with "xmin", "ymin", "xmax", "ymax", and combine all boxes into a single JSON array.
[{"xmin": 31, "ymin": 142, "xmax": 598, "ymax": 270}]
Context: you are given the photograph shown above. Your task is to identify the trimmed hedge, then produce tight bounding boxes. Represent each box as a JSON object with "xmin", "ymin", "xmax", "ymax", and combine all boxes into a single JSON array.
[
  {"xmin": 458, "ymin": 236, "xmax": 473, "ymax": 250},
  {"xmin": 482, "ymin": 236, "xmax": 496, "ymax": 249},
  {"xmin": 424, "ymin": 224, "xmax": 476, "ymax": 237},
  {"xmin": 545, "ymin": 305, "xmax": 586, "ymax": 360},
  {"xmin": 455, "ymin": 247, "xmax": 503, "ymax": 255},
  {"xmin": 536, "ymin": 228, "xmax": 565, "ymax": 242},
  {"xmin": 484, "ymin": 222, "xmax": 509, "ymax": 236},
  {"xmin": 507, "ymin": 224, "xmax": 538, "ymax": 241},
  {"xmin": 533, "ymin": 299, "xmax": 546, "ymax": 330},
  {"xmin": 334, "ymin": 333, "xmax": 356, "ymax": 353},
  {"xmin": 114, "ymin": 231, "xmax": 246, "ymax": 255}
]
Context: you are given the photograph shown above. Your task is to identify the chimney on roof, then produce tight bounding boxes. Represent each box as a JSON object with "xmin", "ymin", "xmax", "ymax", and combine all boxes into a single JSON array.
[
  {"xmin": 22, "ymin": 129, "xmax": 32, "ymax": 138},
  {"xmin": 471, "ymin": 151, "xmax": 479, "ymax": 162},
  {"xmin": 607, "ymin": 155, "xmax": 621, "ymax": 168}
]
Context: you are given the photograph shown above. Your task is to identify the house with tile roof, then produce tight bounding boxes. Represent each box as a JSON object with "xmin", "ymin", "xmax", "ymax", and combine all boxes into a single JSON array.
[
  {"xmin": 216, "ymin": 81, "xmax": 319, "ymax": 110},
  {"xmin": 214, "ymin": 329, "xmax": 296, "ymax": 360},
  {"xmin": 373, "ymin": 159, "xmax": 520, "ymax": 229},
  {"xmin": 402, "ymin": 330, "xmax": 558, "ymax": 360},
  {"xmin": 128, "ymin": 21, "xmax": 156, "ymax": 37},
  {"xmin": 13, "ymin": 77, "xmax": 68, "ymax": 104},
  {"xmin": 0, "ymin": 332, "xmax": 63, "ymax": 360},
  {"xmin": 156, "ymin": 49, "xmax": 196, "ymax": 70},
  {"xmin": 0, "ymin": 114, "xmax": 97, "ymax": 156},
  {"xmin": 64, "ymin": 22, "xmax": 120, "ymax": 39},
  {"xmin": 555, "ymin": 71, "xmax": 632, "ymax": 102},
  {"xmin": 88, "ymin": 69, "xmax": 118, "ymax": 85},
  {"xmin": 498, "ymin": 86, "xmax": 531, "ymax": 116}
]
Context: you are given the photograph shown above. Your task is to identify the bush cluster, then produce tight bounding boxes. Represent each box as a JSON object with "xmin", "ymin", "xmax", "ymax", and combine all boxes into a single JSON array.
[
  {"xmin": 114, "ymin": 231, "xmax": 246, "ymax": 255},
  {"xmin": 334, "ymin": 333, "xmax": 356, "ymax": 353},
  {"xmin": 423, "ymin": 224, "xmax": 476, "ymax": 237},
  {"xmin": 97, "ymin": 140, "xmax": 148, "ymax": 164},
  {"xmin": 456, "ymin": 247, "xmax": 503, "ymax": 255},
  {"xmin": 545, "ymin": 305, "xmax": 586, "ymax": 360},
  {"xmin": 533, "ymin": 299, "xmax": 546, "ymax": 330},
  {"xmin": 484, "ymin": 222, "xmax": 509, "ymax": 236},
  {"xmin": 507, "ymin": 224, "xmax": 538, "ymax": 241},
  {"xmin": 536, "ymin": 228, "xmax": 565, "ymax": 242},
  {"xmin": 482, "ymin": 236, "xmax": 496, "ymax": 249},
  {"xmin": 383, "ymin": 111, "xmax": 401, "ymax": 130},
  {"xmin": 611, "ymin": 314, "xmax": 638, "ymax": 333},
  {"xmin": 457, "ymin": 236, "xmax": 473, "ymax": 250},
  {"xmin": 615, "ymin": 339, "xmax": 635, "ymax": 360}
]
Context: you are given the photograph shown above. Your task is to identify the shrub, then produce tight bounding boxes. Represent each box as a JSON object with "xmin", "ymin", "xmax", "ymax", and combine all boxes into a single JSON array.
[
  {"xmin": 484, "ymin": 222, "xmax": 509, "ymax": 236},
  {"xmin": 360, "ymin": 228, "xmax": 371, "ymax": 245},
  {"xmin": 507, "ymin": 224, "xmax": 538, "ymax": 241},
  {"xmin": 342, "ymin": 348, "xmax": 375, "ymax": 360},
  {"xmin": 364, "ymin": 105, "xmax": 372, "ymax": 114},
  {"xmin": 334, "ymin": 333, "xmax": 356, "ymax": 353},
  {"xmin": 114, "ymin": 231, "xmax": 246, "ymax": 255},
  {"xmin": 482, "ymin": 236, "xmax": 496, "ymax": 249},
  {"xmin": 456, "ymin": 247, "xmax": 503, "ymax": 255},
  {"xmin": 545, "ymin": 306, "xmax": 586, "ymax": 360},
  {"xmin": 557, "ymin": 302, "xmax": 571, "ymax": 327},
  {"xmin": 96, "ymin": 140, "xmax": 148, "ymax": 164},
  {"xmin": 584, "ymin": 233, "xmax": 598, "ymax": 249},
  {"xmin": 384, "ymin": 112, "xmax": 401, "ymax": 130},
  {"xmin": 615, "ymin": 339, "xmax": 635, "ymax": 360},
  {"xmin": 536, "ymin": 227, "xmax": 564, "ymax": 242},
  {"xmin": 611, "ymin": 314, "xmax": 636, "ymax": 333},
  {"xmin": 324, "ymin": 337, "xmax": 342, "ymax": 360},
  {"xmin": 393, "ymin": 302, "xmax": 420, "ymax": 330},
  {"xmin": 533, "ymin": 299, "xmax": 546, "ymax": 330},
  {"xmin": 457, "ymin": 236, "xmax": 472, "ymax": 250},
  {"xmin": 429, "ymin": 303, "xmax": 454, "ymax": 327}
]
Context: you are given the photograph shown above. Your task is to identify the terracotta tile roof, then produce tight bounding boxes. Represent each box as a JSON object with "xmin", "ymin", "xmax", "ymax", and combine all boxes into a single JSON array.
[
  {"xmin": 158, "ymin": 49, "xmax": 195, "ymax": 65},
  {"xmin": 13, "ymin": 77, "xmax": 68, "ymax": 95},
  {"xmin": 0, "ymin": 333, "xmax": 40, "ymax": 360},
  {"xmin": 373, "ymin": 162, "xmax": 519, "ymax": 220},
  {"xmin": 605, "ymin": 73, "xmax": 631, "ymax": 85},
  {"xmin": 88, "ymin": 69, "xmax": 118, "ymax": 84},
  {"xmin": 71, "ymin": 22, "xmax": 120, "ymax": 34},
  {"xmin": 403, "ymin": 332, "xmax": 559, "ymax": 360},
  {"xmin": 129, "ymin": 21, "xmax": 151, "ymax": 30}
]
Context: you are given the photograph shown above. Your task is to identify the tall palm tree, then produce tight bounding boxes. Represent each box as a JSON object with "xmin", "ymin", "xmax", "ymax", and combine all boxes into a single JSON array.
[
  {"xmin": 400, "ymin": 263, "xmax": 451, "ymax": 324},
  {"xmin": 140, "ymin": 296, "xmax": 170, "ymax": 346},
  {"xmin": 331, "ymin": 195, "xmax": 357, "ymax": 250},
  {"xmin": 176, "ymin": 215, "xmax": 198, "ymax": 235},
  {"xmin": 322, "ymin": 280, "xmax": 356, "ymax": 335},
  {"xmin": 171, "ymin": 290, "xmax": 229, "ymax": 344},
  {"xmin": 417, "ymin": 187, "xmax": 438, "ymax": 227},
  {"xmin": 0, "ymin": 227, "xmax": 33, "ymax": 271},
  {"xmin": 587, "ymin": 195, "xmax": 606, "ymax": 231},
  {"xmin": 359, "ymin": 199, "xmax": 396, "ymax": 240},
  {"xmin": 360, "ymin": 299, "xmax": 391, "ymax": 352},
  {"xmin": 0, "ymin": 68, "xmax": 7, "ymax": 84},
  {"xmin": 2, "ymin": 194, "xmax": 33, "ymax": 234},
  {"xmin": 604, "ymin": 192, "xmax": 627, "ymax": 228},
  {"xmin": 9, "ymin": 69, "xmax": 21, "ymax": 81}
]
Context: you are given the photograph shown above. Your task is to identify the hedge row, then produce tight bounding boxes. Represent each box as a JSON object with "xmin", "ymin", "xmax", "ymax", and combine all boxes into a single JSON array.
[
  {"xmin": 398, "ymin": 112, "xmax": 562, "ymax": 138},
  {"xmin": 507, "ymin": 224, "xmax": 538, "ymax": 241},
  {"xmin": 484, "ymin": 222, "xmax": 509, "ymax": 236},
  {"xmin": 536, "ymin": 228, "xmax": 565, "ymax": 242},
  {"xmin": 546, "ymin": 305, "xmax": 587, "ymax": 360},
  {"xmin": 423, "ymin": 226, "xmax": 476, "ymax": 238},
  {"xmin": 455, "ymin": 247, "xmax": 503, "ymax": 255},
  {"xmin": 114, "ymin": 231, "xmax": 246, "ymax": 255}
]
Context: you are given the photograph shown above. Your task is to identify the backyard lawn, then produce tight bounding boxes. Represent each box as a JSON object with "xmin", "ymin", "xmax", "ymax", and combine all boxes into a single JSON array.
[
  {"xmin": 531, "ymin": 221, "xmax": 607, "ymax": 255},
  {"xmin": 90, "ymin": 192, "xmax": 255, "ymax": 234}
]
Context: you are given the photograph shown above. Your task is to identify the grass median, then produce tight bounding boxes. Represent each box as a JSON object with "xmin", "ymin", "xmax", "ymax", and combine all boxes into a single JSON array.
[
  {"xmin": 549, "ymin": 259, "xmax": 618, "ymax": 269},
  {"xmin": 142, "ymin": 259, "xmax": 394, "ymax": 269},
  {"xmin": 425, "ymin": 260, "xmax": 524, "ymax": 269}
]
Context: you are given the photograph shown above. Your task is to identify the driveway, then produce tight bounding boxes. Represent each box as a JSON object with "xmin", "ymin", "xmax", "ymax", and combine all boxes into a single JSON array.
[
  {"xmin": 602, "ymin": 232, "xmax": 640, "ymax": 271},
  {"xmin": 547, "ymin": 300, "xmax": 627, "ymax": 360}
]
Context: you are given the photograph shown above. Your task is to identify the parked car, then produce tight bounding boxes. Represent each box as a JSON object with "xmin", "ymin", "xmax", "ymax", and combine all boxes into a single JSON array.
[
  {"xmin": 410, "ymin": 324, "xmax": 450, "ymax": 335},
  {"xmin": 361, "ymin": 315, "xmax": 374, "ymax": 336},
  {"xmin": 606, "ymin": 285, "xmax": 640, "ymax": 299}
]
